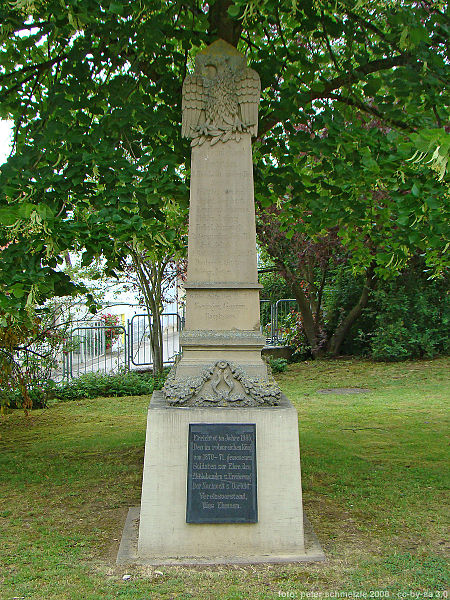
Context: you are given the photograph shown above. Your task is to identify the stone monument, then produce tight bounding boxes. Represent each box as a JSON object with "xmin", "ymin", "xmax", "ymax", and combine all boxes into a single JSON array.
[{"xmin": 117, "ymin": 39, "xmax": 324, "ymax": 565}]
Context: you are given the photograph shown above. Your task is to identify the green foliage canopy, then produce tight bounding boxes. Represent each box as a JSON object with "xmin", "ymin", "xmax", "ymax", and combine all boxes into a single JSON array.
[{"xmin": 0, "ymin": 0, "xmax": 448, "ymax": 319}]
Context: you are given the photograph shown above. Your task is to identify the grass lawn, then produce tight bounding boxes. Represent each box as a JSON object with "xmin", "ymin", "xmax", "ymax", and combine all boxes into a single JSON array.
[{"xmin": 0, "ymin": 358, "xmax": 448, "ymax": 599}]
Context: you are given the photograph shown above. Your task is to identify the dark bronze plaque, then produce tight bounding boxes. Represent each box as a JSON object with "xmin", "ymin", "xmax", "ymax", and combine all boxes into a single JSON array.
[{"xmin": 186, "ymin": 423, "xmax": 257, "ymax": 523}]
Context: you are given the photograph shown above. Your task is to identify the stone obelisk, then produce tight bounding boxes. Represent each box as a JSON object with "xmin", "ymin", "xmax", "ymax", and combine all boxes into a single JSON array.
[
  {"xmin": 128, "ymin": 40, "xmax": 322, "ymax": 565},
  {"xmin": 164, "ymin": 39, "xmax": 279, "ymax": 404}
]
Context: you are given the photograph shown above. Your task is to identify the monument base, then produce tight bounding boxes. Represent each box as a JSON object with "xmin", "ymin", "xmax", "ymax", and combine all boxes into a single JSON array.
[
  {"xmin": 117, "ymin": 507, "xmax": 325, "ymax": 566},
  {"xmin": 123, "ymin": 392, "xmax": 324, "ymax": 563}
]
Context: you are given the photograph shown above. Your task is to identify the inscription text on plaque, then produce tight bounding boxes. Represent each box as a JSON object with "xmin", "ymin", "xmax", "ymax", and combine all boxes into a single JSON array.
[{"xmin": 186, "ymin": 423, "xmax": 257, "ymax": 524}]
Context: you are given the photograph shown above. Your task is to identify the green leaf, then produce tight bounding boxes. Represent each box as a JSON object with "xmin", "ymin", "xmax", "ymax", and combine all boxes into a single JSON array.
[
  {"xmin": 109, "ymin": 2, "xmax": 124, "ymax": 15},
  {"xmin": 0, "ymin": 207, "xmax": 18, "ymax": 226},
  {"xmin": 227, "ymin": 5, "xmax": 240, "ymax": 17},
  {"xmin": 11, "ymin": 285, "xmax": 25, "ymax": 298},
  {"xmin": 17, "ymin": 203, "xmax": 35, "ymax": 219},
  {"xmin": 364, "ymin": 78, "xmax": 381, "ymax": 96}
]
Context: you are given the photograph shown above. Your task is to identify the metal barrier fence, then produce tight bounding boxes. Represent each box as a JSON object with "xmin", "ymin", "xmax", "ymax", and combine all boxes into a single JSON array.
[
  {"xmin": 128, "ymin": 313, "xmax": 181, "ymax": 367},
  {"xmin": 260, "ymin": 298, "xmax": 299, "ymax": 346},
  {"xmin": 54, "ymin": 312, "xmax": 182, "ymax": 380},
  {"xmin": 64, "ymin": 323, "xmax": 128, "ymax": 379},
  {"xmin": 273, "ymin": 299, "xmax": 298, "ymax": 343},
  {"xmin": 260, "ymin": 299, "xmax": 275, "ymax": 345},
  {"xmin": 47, "ymin": 301, "xmax": 298, "ymax": 381}
]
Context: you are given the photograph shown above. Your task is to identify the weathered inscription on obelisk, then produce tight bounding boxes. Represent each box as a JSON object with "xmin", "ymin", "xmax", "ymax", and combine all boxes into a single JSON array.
[{"xmin": 186, "ymin": 423, "xmax": 257, "ymax": 523}]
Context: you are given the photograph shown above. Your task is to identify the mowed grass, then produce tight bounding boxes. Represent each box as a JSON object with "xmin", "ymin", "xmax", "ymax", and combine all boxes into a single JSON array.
[{"xmin": 0, "ymin": 358, "xmax": 448, "ymax": 599}]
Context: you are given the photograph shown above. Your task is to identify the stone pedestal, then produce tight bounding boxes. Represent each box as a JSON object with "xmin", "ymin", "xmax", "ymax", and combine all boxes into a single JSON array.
[
  {"xmin": 137, "ymin": 392, "xmax": 305, "ymax": 560},
  {"xmin": 175, "ymin": 135, "xmax": 267, "ymax": 381}
]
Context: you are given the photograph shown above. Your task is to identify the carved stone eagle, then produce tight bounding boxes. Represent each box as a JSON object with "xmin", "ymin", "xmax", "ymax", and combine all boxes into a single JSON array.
[{"xmin": 182, "ymin": 39, "xmax": 261, "ymax": 146}]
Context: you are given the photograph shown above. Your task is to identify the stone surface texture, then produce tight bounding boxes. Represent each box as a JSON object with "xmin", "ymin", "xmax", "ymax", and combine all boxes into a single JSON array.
[
  {"xmin": 164, "ymin": 359, "xmax": 281, "ymax": 406},
  {"xmin": 166, "ymin": 39, "xmax": 270, "ymax": 403},
  {"xmin": 118, "ymin": 508, "xmax": 325, "ymax": 566},
  {"xmin": 137, "ymin": 392, "xmax": 305, "ymax": 559}
]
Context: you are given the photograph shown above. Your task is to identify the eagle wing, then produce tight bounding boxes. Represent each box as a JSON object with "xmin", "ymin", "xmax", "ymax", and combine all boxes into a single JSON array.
[
  {"xmin": 181, "ymin": 74, "xmax": 205, "ymax": 138},
  {"xmin": 236, "ymin": 67, "xmax": 260, "ymax": 137}
]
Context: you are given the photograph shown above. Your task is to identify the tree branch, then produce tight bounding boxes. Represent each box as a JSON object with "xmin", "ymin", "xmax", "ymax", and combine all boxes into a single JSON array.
[
  {"xmin": 324, "ymin": 92, "xmax": 415, "ymax": 132},
  {"xmin": 257, "ymin": 114, "xmax": 282, "ymax": 139},
  {"xmin": 432, "ymin": 105, "xmax": 442, "ymax": 128},
  {"xmin": 321, "ymin": 12, "xmax": 341, "ymax": 72},
  {"xmin": 13, "ymin": 71, "xmax": 41, "ymax": 150},
  {"xmin": 11, "ymin": 20, "xmax": 51, "ymax": 32},
  {"xmin": 315, "ymin": 266, "xmax": 328, "ymax": 324},
  {"xmin": 275, "ymin": 6, "xmax": 289, "ymax": 59},
  {"xmin": 327, "ymin": 264, "xmax": 376, "ymax": 356},
  {"xmin": 258, "ymin": 53, "xmax": 415, "ymax": 138},
  {"xmin": 207, "ymin": 0, "xmax": 242, "ymax": 46},
  {"xmin": 344, "ymin": 8, "xmax": 391, "ymax": 45},
  {"xmin": 311, "ymin": 53, "xmax": 413, "ymax": 102},
  {"xmin": 0, "ymin": 71, "xmax": 36, "ymax": 98},
  {"xmin": 0, "ymin": 55, "xmax": 67, "ymax": 84}
]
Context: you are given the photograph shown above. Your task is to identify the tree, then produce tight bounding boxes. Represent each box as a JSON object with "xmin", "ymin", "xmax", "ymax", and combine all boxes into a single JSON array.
[
  {"xmin": 257, "ymin": 203, "xmax": 359, "ymax": 356},
  {"xmin": 0, "ymin": 0, "xmax": 192, "ymax": 320},
  {"xmin": 123, "ymin": 199, "xmax": 187, "ymax": 373},
  {"xmin": 0, "ymin": 0, "xmax": 448, "ymax": 325},
  {"xmin": 0, "ymin": 296, "xmax": 92, "ymax": 412}
]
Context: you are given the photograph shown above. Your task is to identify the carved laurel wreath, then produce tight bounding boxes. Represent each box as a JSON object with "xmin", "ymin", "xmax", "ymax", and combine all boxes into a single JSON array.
[{"xmin": 163, "ymin": 359, "xmax": 281, "ymax": 407}]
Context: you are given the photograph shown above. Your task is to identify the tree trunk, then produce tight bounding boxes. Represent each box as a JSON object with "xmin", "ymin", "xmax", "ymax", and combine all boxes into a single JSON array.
[
  {"xmin": 149, "ymin": 310, "xmax": 164, "ymax": 374},
  {"xmin": 146, "ymin": 286, "xmax": 164, "ymax": 374},
  {"xmin": 327, "ymin": 265, "xmax": 376, "ymax": 356},
  {"xmin": 208, "ymin": 0, "xmax": 243, "ymax": 46},
  {"xmin": 278, "ymin": 261, "xmax": 323, "ymax": 357},
  {"xmin": 130, "ymin": 252, "xmax": 166, "ymax": 374}
]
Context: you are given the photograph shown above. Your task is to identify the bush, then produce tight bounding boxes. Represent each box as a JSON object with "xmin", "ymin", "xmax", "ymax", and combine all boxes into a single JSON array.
[
  {"xmin": 4, "ymin": 369, "xmax": 169, "ymax": 408},
  {"xmin": 54, "ymin": 369, "xmax": 168, "ymax": 402},
  {"xmin": 322, "ymin": 267, "xmax": 372, "ymax": 356},
  {"xmin": 330, "ymin": 265, "xmax": 449, "ymax": 361},
  {"xmin": 269, "ymin": 357, "xmax": 288, "ymax": 373},
  {"xmin": 0, "ymin": 309, "xmax": 73, "ymax": 412},
  {"xmin": 368, "ymin": 273, "xmax": 449, "ymax": 361},
  {"xmin": 3, "ymin": 380, "xmax": 56, "ymax": 410},
  {"xmin": 258, "ymin": 260, "xmax": 448, "ymax": 362},
  {"xmin": 259, "ymin": 270, "xmax": 293, "ymax": 303},
  {"xmin": 278, "ymin": 310, "xmax": 312, "ymax": 360},
  {"xmin": 98, "ymin": 313, "xmax": 122, "ymax": 349}
]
